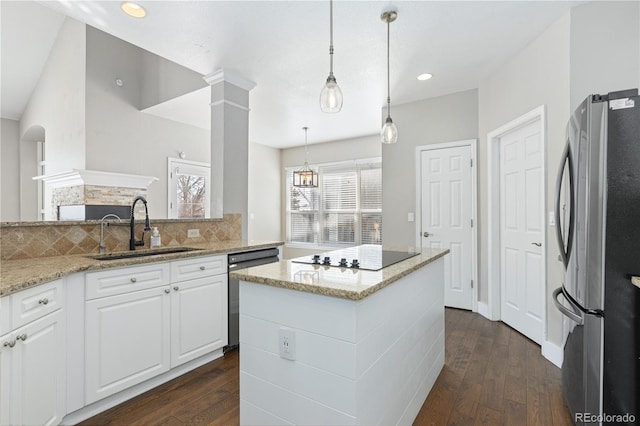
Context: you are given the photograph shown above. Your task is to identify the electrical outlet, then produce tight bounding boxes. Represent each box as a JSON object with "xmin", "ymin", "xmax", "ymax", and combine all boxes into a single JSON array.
[
  {"xmin": 548, "ymin": 211, "xmax": 556, "ymax": 227},
  {"xmin": 278, "ymin": 327, "xmax": 296, "ymax": 361},
  {"xmin": 187, "ymin": 229, "xmax": 200, "ymax": 238}
]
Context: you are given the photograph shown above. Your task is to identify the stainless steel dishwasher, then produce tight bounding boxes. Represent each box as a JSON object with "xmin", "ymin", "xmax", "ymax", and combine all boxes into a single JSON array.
[{"xmin": 225, "ymin": 247, "xmax": 279, "ymax": 353}]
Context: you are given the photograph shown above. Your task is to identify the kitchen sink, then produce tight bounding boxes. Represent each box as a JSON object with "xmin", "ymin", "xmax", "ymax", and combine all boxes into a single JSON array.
[{"xmin": 90, "ymin": 247, "xmax": 202, "ymax": 261}]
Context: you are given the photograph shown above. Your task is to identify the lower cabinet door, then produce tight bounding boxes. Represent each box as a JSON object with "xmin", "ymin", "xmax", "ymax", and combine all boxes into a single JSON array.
[
  {"xmin": 1, "ymin": 310, "xmax": 66, "ymax": 426},
  {"xmin": 85, "ymin": 287, "xmax": 171, "ymax": 404},
  {"xmin": 170, "ymin": 275, "xmax": 228, "ymax": 367}
]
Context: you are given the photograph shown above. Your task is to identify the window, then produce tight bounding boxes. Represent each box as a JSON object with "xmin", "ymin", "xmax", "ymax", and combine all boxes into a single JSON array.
[
  {"xmin": 168, "ymin": 158, "xmax": 210, "ymax": 219},
  {"xmin": 286, "ymin": 158, "xmax": 382, "ymax": 247}
]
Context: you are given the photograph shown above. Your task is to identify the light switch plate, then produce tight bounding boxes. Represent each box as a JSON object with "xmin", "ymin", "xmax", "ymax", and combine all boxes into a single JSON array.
[
  {"xmin": 408, "ymin": 212, "xmax": 415, "ymax": 222},
  {"xmin": 187, "ymin": 229, "xmax": 200, "ymax": 238}
]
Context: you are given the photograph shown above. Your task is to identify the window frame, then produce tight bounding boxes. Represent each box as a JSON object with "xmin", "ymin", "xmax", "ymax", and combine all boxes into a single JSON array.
[
  {"xmin": 167, "ymin": 157, "xmax": 211, "ymax": 219},
  {"xmin": 285, "ymin": 157, "xmax": 382, "ymax": 248}
]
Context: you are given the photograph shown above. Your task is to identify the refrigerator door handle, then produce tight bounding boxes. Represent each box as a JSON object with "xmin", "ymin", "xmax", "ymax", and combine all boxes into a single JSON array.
[
  {"xmin": 554, "ymin": 141, "xmax": 575, "ymax": 268},
  {"xmin": 553, "ymin": 287, "xmax": 583, "ymax": 324}
]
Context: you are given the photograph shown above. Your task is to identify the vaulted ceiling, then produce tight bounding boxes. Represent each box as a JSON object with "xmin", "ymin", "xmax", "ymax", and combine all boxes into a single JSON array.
[{"xmin": 2, "ymin": 1, "xmax": 578, "ymax": 148}]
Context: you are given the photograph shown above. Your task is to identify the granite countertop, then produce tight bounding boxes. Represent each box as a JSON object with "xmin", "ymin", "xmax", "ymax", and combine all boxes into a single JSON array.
[
  {"xmin": 632, "ymin": 276, "xmax": 640, "ymax": 289},
  {"xmin": 0, "ymin": 240, "xmax": 283, "ymax": 297},
  {"xmin": 230, "ymin": 247, "xmax": 449, "ymax": 301}
]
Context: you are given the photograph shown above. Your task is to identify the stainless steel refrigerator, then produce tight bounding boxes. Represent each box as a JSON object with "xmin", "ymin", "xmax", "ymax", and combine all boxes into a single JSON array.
[{"xmin": 553, "ymin": 89, "xmax": 639, "ymax": 425}]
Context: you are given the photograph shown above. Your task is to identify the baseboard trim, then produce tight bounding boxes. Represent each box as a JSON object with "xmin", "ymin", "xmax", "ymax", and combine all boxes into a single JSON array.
[
  {"xmin": 542, "ymin": 340, "xmax": 563, "ymax": 368},
  {"xmin": 477, "ymin": 302, "xmax": 491, "ymax": 320}
]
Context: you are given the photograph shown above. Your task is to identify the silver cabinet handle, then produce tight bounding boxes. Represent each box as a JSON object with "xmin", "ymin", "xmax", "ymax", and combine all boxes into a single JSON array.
[
  {"xmin": 130, "ymin": 277, "xmax": 137, "ymax": 283},
  {"xmin": 3, "ymin": 340, "xmax": 16, "ymax": 348},
  {"xmin": 164, "ymin": 288, "xmax": 171, "ymax": 294},
  {"xmin": 16, "ymin": 334, "xmax": 27, "ymax": 342},
  {"xmin": 38, "ymin": 297, "xmax": 49, "ymax": 305},
  {"xmin": 531, "ymin": 242, "xmax": 542, "ymax": 247},
  {"xmin": 173, "ymin": 286, "xmax": 179, "ymax": 291},
  {"xmin": 199, "ymin": 266, "xmax": 205, "ymax": 271},
  {"xmin": 423, "ymin": 231, "xmax": 430, "ymax": 238}
]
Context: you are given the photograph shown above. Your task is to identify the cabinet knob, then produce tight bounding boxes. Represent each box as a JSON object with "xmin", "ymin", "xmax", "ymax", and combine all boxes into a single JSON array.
[
  {"xmin": 199, "ymin": 266, "xmax": 205, "ymax": 271},
  {"xmin": 38, "ymin": 297, "xmax": 49, "ymax": 305},
  {"xmin": 164, "ymin": 288, "xmax": 171, "ymax": 294},
  {"xmin": 173, "ymin": 286, "xmax": 179, "ymax": 291},
  {"xmin": 130, "ymin": 277, "xmax": 137, "ymax": 283},
  {"xmin": 16, "ymin": 334, "xmax": 27, "ymax": 342},
  {"xmin": 3, "ymin": 340, "xmax": 15, "ymax": 348}
]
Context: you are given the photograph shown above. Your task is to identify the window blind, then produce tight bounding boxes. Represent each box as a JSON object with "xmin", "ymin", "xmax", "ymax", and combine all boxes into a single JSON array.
[{"xmin": 286, "ymin": 158, "xmax": 382, "ymax": 247}]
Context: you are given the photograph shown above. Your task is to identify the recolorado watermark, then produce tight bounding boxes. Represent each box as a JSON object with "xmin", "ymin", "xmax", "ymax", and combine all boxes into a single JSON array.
[{"xmin": 575, "ymin": 412, "xmax": 636, "ymax": 423}]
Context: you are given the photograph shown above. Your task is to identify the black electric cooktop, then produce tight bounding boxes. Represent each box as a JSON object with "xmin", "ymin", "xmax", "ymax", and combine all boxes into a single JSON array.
[{"xmin": 291, "ymin": 244, "xmax": 420, "ymax": 271}]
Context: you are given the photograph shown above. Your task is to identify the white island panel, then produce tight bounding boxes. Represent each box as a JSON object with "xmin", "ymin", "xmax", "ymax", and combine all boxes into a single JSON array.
[{"xmin": 239, "ymin": 256, "xmax": 445, "ymax": 425}]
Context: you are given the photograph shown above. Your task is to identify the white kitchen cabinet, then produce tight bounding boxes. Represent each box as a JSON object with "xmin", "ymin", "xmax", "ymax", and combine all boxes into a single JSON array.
[
  {"xmin": 170, "ymin": 274, "xmax": 228, "ymax": 367},
  {"xmin": 1, "ymin": 309, "xmax": 65, "ymax": 426},
  {"xmin": 85, "ymin": 286, "xmax": 171, "ymax": 404},
  {"xmin": 84, "ymin": 254, "xmax": 228, "ymax": 404}
]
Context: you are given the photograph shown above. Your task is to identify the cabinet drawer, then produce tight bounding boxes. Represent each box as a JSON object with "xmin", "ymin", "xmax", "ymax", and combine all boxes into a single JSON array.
[
  {"xmin": 86, "ymin": 263, "xmax": 170, "ymax": 300},
  {"xmin": 10, "ymin": 279, "xmax": 64, "ymax": 330},
  {"xmin": 171, "ymin": 255, "xmax": 226, "ymax": 282}
]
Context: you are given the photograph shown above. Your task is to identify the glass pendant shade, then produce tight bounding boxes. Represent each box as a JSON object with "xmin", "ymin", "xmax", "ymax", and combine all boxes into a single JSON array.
[
  {"xmin": 381, "ymin": 117, "xmax": 398, "ymax": 144},
  {"xmin": 320, "ymin": 75, "xmax": 343, "ymax": 113},
  {"xmin": 320, "ymin": 0, "xmax": 343, "ymax": 113},
  {"xmin": 380, "ymin": 10, "xmax": 398, "ymax": 144}
]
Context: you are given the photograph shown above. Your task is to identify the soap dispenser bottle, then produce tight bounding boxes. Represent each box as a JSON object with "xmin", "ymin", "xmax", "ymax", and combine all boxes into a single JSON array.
[{"xmin": 150, "ymin": 227, "xmax": 161, "ymax": 248}]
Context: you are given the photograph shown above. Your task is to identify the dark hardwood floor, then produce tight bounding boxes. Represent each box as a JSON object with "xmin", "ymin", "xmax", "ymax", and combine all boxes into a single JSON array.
[{"xmin": 80, "ymin": 308, "xmax": 573, "ymax": 425}]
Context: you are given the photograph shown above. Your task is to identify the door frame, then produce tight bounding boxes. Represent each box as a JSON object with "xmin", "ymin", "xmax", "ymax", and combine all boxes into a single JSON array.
[
  {"xmin": 415, "ymin": 139, "xmax": 478, "ymax": 312},
  {"xmin": 486, "ymin": 105, "xmax": 547, "ymax": 338}
]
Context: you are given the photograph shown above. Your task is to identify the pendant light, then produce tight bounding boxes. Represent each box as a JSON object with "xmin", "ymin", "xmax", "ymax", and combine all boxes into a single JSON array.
[
  {"xmin": 380, "ymin": 10, "xmax": 398, "ymax": 144},
  {"xmin": 320, "ymin": 0, "xmax": 343, "ymax": 113},
  {"xmin": 293, "ymin": 127, "xmax": 319, "ymax": 188}
]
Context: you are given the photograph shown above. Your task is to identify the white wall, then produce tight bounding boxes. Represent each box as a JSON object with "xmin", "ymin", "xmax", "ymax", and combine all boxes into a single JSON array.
[
  {"xmin": 478, "ymin": 14, "xmax": 571, "ymax": 346},
  {"xmin": 570, "ymin": 1, "xmax": 640, "ymax": 111},
  {"xmin": 381, "ymin": 90, "xmax": 479, "ymax": 247},
  {"xmin": 281, "ymin": 134, "xmax": 381, "ymax": 258},
  {"xmin": 248, "ymin": 141, "xmax": 281, "ymax": 242},
  {"xmin": 19, "ymin": 17, "xmax": 86, "ymax": 175},
  {"xmin": 1, "ymin": 118, "xmax": 20, "ymax": 221},
  {"xmin": 84, "ymin": 27, "xmax": 210, "ymax": 219}
]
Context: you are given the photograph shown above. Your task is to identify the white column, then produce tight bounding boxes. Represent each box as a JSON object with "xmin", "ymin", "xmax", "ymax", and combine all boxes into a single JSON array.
[{"xmin": 204, "ymin": 70, "xmax": 256, "ymax": 238}]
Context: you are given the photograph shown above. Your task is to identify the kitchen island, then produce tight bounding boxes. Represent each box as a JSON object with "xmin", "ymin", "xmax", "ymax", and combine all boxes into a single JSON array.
[{"xmin": 230, "ymin": 246, "xmax": 448, "ymax": 425}]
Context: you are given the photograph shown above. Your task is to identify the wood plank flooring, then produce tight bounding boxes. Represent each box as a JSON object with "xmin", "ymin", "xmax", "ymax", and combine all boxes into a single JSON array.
[{"xmin": 80, "ymin": 308, "xmax": 573, "ymax": 425}]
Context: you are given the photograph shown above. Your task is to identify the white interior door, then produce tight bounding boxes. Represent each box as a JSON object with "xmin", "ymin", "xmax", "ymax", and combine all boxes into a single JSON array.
[
  {"xmin": 420, "ymin": 145, "xmax": 473, "ymax": 309},
  {"xmin": 499, "ymin": 120, "xmax": 544, "ymax": 344}
]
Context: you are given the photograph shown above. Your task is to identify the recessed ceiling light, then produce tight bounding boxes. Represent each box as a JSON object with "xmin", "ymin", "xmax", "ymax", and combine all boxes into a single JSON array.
[
  {"xmin": 417, "ymin": 73, "xmax": 433, "ymax": 81},
  {"xmin": 121, "ymin": 2, "xmax": 146, "ymax": 18}
]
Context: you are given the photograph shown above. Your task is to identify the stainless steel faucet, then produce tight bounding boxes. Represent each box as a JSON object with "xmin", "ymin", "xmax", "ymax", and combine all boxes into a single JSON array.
[
  {"xmin": 99, "ymin": 214, "xmax": 122, "ymax": 254},
  {"xmin": 130, "ymin": 196, "xmax": 151, "ymax": 250}
]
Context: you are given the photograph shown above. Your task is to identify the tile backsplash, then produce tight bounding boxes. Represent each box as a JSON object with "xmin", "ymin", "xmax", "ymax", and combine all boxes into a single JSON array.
[{"xmin": 0, "ymin": 214, "xmax": 241, "ymax": 260}]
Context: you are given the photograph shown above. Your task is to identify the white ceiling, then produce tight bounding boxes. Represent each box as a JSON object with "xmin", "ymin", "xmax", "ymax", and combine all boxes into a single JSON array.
[{"xmin": 2, "ymin": 1, "xmax": 578, "ymax": 148}]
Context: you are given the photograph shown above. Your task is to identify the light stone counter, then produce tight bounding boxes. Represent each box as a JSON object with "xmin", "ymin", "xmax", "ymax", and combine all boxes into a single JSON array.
[
  {"xmin": 230, "ymin": 247, "xmax": 448, "ymax": 301},
  {"xmin": 0, "ymin": 240, "xmax": 283, "ymax": 297}
]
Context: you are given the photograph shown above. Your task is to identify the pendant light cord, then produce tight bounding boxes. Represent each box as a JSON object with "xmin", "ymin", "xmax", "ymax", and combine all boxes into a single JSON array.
[
  {"xmin": 386, "ymin": 17, "xmax": 391, "ymax": 119},
  {"xmin": 329, "ymin": 0, "xmax": 334, "ymax": 76},
  {"xmin": 303, "ymin": 127, "xmax": 309, "ymax": 165}
]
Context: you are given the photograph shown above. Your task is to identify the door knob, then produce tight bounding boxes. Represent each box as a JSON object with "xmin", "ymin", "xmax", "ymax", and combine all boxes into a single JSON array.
[
  {"xmin": 531, "ymin": 242, "xmax": 542, "ymax": 247},
  {"xmin": 423, "ymin": 231, "xmax": 430, "ymax": 238}
]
